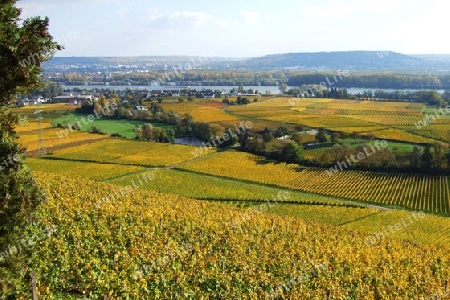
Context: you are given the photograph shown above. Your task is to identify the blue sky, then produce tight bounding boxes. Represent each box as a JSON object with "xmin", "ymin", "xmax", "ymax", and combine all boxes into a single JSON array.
[{"xmin": 19, "ymin": 0, "xmax": 449, "ymax": 57}]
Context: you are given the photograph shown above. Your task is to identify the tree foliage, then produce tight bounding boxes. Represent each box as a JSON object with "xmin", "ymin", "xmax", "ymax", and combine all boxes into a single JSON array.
[
  {"xmin": 0, "ymin": 1, "xmax": 61, "ymax": 103},
  {"xmin": 0, "ymin": 0, "xmax": 60, "ymax": 289}
]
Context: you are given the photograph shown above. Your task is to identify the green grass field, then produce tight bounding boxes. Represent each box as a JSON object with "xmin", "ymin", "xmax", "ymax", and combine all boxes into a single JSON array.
[{"xmin": 52, "ymin": 113, "xmax": 173, "ymax": 139}]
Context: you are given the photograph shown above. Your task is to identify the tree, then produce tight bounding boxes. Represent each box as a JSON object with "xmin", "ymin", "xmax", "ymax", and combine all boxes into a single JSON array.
[
  {"xmin": 236, "ymin": 96, "xmax": 250, "ymax": 105},
  {"xmin": 281, "ymin": 142, "xmax": 303, "ymax": 163},
  {"xmin": 244, "ymin": 136, "xmax": 265, "ymax": 155},
  {"xmin": 366, "ymin": 148, "xmax": 396, "ymax": 168},
  {"xmin": 140, "ymin": 123, "xmax": 153, "ymax": 141},
  {"xmin": 328, "ymin": 144, "xmax": 352, "ymax": 164},
  {"xmin": 292, "ymin": 133, "xmax": 302, "ymax": 145},
  {"xmin": 0, "ymin": 2, "xmax": 60, "ymax": 213},
  {"xmin": 218, "ymin": 128, "xmax": 238, "ymax": 149},
  {"xmin": 315, "ymin": 128, "xmax": 328, "ymax": 143},
  {"xmin": 152, "ymin": 127, "xmax": 166, "ymax": 142},
  {"xmin": 294, "ymin": 124, "xmax": 304, "ymax": 132},
  {"xmin": 342, "ymin": 88, "xmax": 348, "ymax": 98},
  {"xmin": 1, "ymin": 6, "xmax": 61, "ymax": 103},
  {"xmin": 262, "ymin": 132, "xmax": 274, "ymax": 143},
  {"xmin": 432, "ymin": 143, "xmax": 445, "ymax": 170},
  {"xmin": 33, "ymin": 81, "xmax": 63, "ymax": 99},
  {"xmin": 411, "ymin": 145, "xmax": 422, "ymax": 169},
  {"xmin": 330, "ymin": 132, "xmax": 340, "ymax": 143},
  {"xmin": 1, "ymin": 0, "xmax": 60, "ymax": 292},
  {"xmin": 442, "ymin": 90, "xmax": 450, "ymax": 103},
  {"xmin": 275, "ymin": 126, "xmax": 288, "ymax": 138},
  {"xmin": 446, "ymin": 150, "xmax": 450, "ymax": 171},
  {"xmin": 421, "ymin": 145, "xmax": 433, "ymax": 171},
  {"xmin": 238, "ymin": 83, "xmax": 245, "ymax": 93},
  {"xmin": 166, "ymin": 129, "xmax": 176, "ymax": 143},
  {"xmin": 278, "ymin": 83, "xmax": 288, "ymax": 94}
]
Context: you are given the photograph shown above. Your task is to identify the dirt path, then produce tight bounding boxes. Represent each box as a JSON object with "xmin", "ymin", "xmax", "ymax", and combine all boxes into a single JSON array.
[{"xmin": 366, "ymin": 204, "xmax": 390, "ymax": 211}]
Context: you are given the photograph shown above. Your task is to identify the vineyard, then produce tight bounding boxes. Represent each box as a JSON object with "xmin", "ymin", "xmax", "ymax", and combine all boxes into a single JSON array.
[
  {"xmin": 260, "ymin": 204, "xmax": 380, "ymax": 226},
  {"xmin": 17, "ymin": 126, "xmax": 109, "ymax": 153},
  {"xmin": 343, "ymin": 210, "xmax": 450, "ymax": 246},
  {"xmin": 265, "ymin": 114, "xmax": 375, "ymax": 128},
  {"xmin": 109, "ymin": 168, "xmax": 354, "ymax": 206},
  {"xmin": 26, "ymin": 150, "xmax": 450, "ymax": 249},
  {"xmin": 16, "ymin": 120, "xmax": 52, "ymax": 133},
  {"xmin": 164, "ymin": 101, "xmax": 290, "ymax": 130},
  {"xmin": 180, "ymin": 151, "xmax": 450, "ymax": 215},
  {"xmin": 4, "ymin": 96, "xmax": 450, "ymax": 298},
  {"xmin": 2, "ymin": 172, "xmax": 450, "ymax": 298},
  {"xmin": 359, "ymin": 128, "xmax": 437, "ymax": 144},
  {"xmin": 222, "ymin": 97, "xmax": 446, "ymax": 144},
  {"xmin": 26, "ymin": 158, "xmax": 147, "ymax": 181},
  {"xmin": 45, "ymin": 138, "xmax": 212, "ymax": 167},
  {"xmin": 405, "ymin": 124, "xmax": 450, "ymax": 142},
  {"xmin": 164, "ymin": 101, "xmax": 242, "ymax": 123},
  {"xmin": 334, "ymin": 109, "xmax": 417, "ymax": 116},
  {"xmin": 344, "ymin": 115, "xmax": 425, "ymax": 126},
  {"xmin": 3, "ymin": 1, "xmax": 450, "ymax": 296}
]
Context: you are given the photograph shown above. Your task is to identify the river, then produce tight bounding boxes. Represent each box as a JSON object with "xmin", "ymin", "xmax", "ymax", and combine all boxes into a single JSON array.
[{"xmin": 61, "ymin": 84, "xmax": 444, "ymax": 95}]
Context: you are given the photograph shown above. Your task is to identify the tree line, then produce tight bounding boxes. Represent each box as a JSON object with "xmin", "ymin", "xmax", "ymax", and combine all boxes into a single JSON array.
[
  {"xmin": 311, "ymin": 130, "xmax": 450, "ymax": 173},
  {"xmin": 287, "ymin": 72, "xmax": 450, "ymax": 89},
  {"xmin": 286, "ymin": 85, "xmax": 448, "ymax": 106},
  {"xmin": 42, "ymin": 70, "xmax": 450, "ymax": 90}
]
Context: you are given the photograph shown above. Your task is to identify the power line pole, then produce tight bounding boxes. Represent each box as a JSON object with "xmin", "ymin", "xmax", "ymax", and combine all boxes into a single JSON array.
[{"xmin": 34, "ymin": 101, "xmax": 46, "ymax": 157}]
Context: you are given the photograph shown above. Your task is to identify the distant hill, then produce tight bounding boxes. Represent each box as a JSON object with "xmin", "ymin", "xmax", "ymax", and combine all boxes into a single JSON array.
[
  {"xmin": 47, "ymin": 56, "xmax": 242, "ymax": 66},
  {"xmin": 46, "ymin": 51, "xmax": 450, "ymax": 72},
  {"xmin": 411, "ymin": 54, "xmax": 450, "ymax": 71},
  {"xmin": 239, "ymin": 51, "xmax": 423, "ymax": 70}
]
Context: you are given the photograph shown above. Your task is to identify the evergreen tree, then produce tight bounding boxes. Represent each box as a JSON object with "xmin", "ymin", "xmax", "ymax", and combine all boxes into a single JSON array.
[{"xmin": 1, "ymin": 0, "xmax": 60, "ymax": 292}]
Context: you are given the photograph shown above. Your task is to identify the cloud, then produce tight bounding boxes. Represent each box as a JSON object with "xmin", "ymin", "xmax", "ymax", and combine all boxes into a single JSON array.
[
  {"xmin": 145, "ymin": 10, "xmax": 213, "ymax": 27},
  {"xmin": 376, "ymin": 0, "xmax": 450, "ymax": 53},
  {"xmin": 357, "ymin": 0, "xmax": 407, "ymax": 13},
  {"xmin": 141, "ymin": 9, "xmax": 234, "ymax": 30},
  {"xmin": 239, "ymin": 10, "xmax": 260, "ymax": 24},
  {"xmin": 303, "ymin": 0, "xmax": 407, "ymax": 18},
  {"xmin": 166, "ymin": 11, "xmax": 212, "ymax": 26}
]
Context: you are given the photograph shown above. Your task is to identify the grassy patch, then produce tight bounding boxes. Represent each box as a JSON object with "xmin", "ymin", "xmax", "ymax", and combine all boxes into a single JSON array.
[{"xmin": 52, "ymin": 113, "xmax": 173, "ymax": 139}]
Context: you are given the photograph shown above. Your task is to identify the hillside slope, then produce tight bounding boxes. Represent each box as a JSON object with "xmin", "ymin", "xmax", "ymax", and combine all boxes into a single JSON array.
[{"xmin": 1, "ymin": 172, "xmax": 449, "ymax": 298}]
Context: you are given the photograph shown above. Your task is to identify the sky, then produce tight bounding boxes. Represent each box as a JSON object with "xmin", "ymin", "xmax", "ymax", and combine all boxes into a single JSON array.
[{"xmin": 18, "ymin": 0, "xmax": 449, "ymax": 57}]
